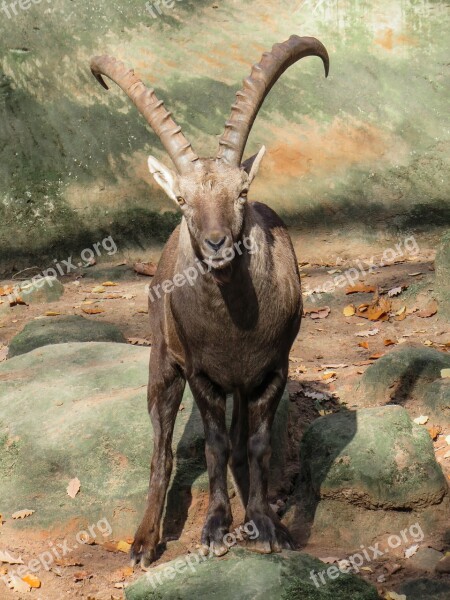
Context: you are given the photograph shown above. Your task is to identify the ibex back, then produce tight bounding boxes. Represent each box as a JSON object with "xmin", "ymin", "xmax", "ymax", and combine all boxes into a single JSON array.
[{"xmin": 91, "ymin": 35, "xmax": 329, "ymax": 568}]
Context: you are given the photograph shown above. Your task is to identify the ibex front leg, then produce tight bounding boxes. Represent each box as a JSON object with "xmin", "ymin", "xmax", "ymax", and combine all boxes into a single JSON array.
[
  {"xmin": 131, "ymin": 344, "xmax": 185, "ymax": 569},
  {"xmin": 189, "ymin": 373, "xmax": 232, "ymax": 556},
  {"xmin": 246, "ymin": 367, "xmax": 294, "ymax": 553}
]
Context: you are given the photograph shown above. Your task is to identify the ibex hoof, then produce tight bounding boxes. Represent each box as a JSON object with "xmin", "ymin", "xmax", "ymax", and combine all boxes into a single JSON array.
[
  {"xmin": 245, "ymin": 511, "xmax": 295, "ymax": 554},
  {"xmin": 130, "ymin": 540, "xmax": 157, "ymax": 571}
]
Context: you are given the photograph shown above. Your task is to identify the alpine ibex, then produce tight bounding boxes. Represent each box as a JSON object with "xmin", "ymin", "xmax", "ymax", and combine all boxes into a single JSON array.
[{"xmin": 91, "ymin": 35, "xmax": 329, "ymax": 568}]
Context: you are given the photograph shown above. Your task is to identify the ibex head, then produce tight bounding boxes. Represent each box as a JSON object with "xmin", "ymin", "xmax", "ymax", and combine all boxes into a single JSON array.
[{"xmin": 91, "ymin": 36, "xmax": 329, "ymax": 270}]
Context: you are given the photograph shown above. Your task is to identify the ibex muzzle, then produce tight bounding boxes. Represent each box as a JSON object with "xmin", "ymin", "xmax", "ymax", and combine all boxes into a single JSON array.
[{"xmin": 91, "ymin": 35, "xmax": 329, "ymax": 568}]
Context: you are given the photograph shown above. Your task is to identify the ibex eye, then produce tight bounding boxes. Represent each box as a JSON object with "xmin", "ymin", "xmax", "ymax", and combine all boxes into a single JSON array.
[{"xmin": 176, "ymin": 196, "xmax": 186, "ymax": 206}]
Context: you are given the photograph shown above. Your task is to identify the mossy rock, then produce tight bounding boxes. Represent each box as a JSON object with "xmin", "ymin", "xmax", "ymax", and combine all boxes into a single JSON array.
[
  {"xmin": 8, "ymin": 315, "xmax": 126, "ymax": 358},
  {"xmin": 435, "ymin": 230, "xmax": 450, "ymax": 319},
  {"xmin": 354, "ymin": 345, "xmax": 450, "ymax": 423},
  {"xmin": 0, "ymin": 342, "xmax": 288, "ymax": 538},
  {"xmin": 125, "ymin": 547, "xmax": 379, "ymax": 600},
  {"xmin": 17, "ymin": 276, "xmax": 64, "ymax": 304},
  {"xmin": 398, "ymin": 578, "xmax": 450, "ymax": 600},
  {"xmin": 297, "ymin": 405, "xmax": 447, "ymax": 510}
]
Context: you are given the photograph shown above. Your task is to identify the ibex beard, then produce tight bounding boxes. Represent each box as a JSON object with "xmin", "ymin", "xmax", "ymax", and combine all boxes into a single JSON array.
[{"xmin": 91, "ymin": 34, "xmax": 329, "ymax": 569}]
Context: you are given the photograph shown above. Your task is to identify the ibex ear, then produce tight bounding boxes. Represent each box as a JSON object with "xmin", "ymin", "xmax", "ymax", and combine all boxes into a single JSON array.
[
  {"xmin": 147, "ymin": 156, "xmax": 179, "ymax": 203},
  {"xmin": 241, "ymin": 145, "xmax": 266, "ymax": 184}
]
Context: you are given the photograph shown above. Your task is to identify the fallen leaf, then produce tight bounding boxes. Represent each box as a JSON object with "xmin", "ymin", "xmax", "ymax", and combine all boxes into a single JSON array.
[
  {"xmin": 388, "ymin": 286, "xmax": 404, "ymax": 297},
  {"xmin": 117, "ymin": 540, "xmax": 132, "ymax": 554},
  {"xmin": 409, "ymin": 271, "xmax": 423, "ymax": 276},
  {"xmin": 413, "ymin": 415, "xmax": 429, "ymax": 425},
  {"xmin": 424, "ymin": 340, "xmax": 434, "ymax": 347},
  {"xmin": 446, "ymin": 435, "xmax": 450, "ymax": 445},
  {"xmin": 358, "ymin": 341, "xmax": 369, "ymax": 349},
  {"xmin": 443, "ymin": 450, "xmax": 450, "ymax": 459},
  {"xmin": 91, "ymin": 286, "xmax": 105, "ymax": 293},
  {"xmin": 102, "ymin": 541, "xmax": 119, "ymax": 553},
  {"xmin": 441, "ymin": 369, "xmax": 450, "ymax": 379},
  {"xmin": 343, "ymin": 304, "xmax": 356, "ymax": 317},
  {"xmin": 0, "ymin": 286, "xmax": 14, "ymax": 296},
  {"xmin": 73, "ymin": 570, "xmax": 92, "ymax": 582},
  {"xmin": 427, "ymin": 425, "xmax": 441, "ymax": 440},
  {"xmin": 356, "ymin": 328, "xmax": 380, "ymax": 337},
  {"xmin": 417, "ymin": 299, "xmax": 438, "ymax": 318},
  {"xmin": 127, "ymin": 338, "xmax": 151, "ymax": 346},
  {"xmin": 22, "ymin": 574, "xmax": 41, "ymax": 588},
  {"xmin": 404, "ymin": 544, "xmax": 419, "ymax": 558},
  {"xmin": 322, "ymin": 371, "xmax": 337, "ymax": 380},
  {"xmin": 360, "ymin": 295, "xmax": 391, "ymax": 322},
  {"xmin": 360, "ymin": 566, "xmax": 373, "ymax": 573},
  {"xmin": 304, "ymin": 306, "xmax": 331, "ymax": 320},
  {"xmin": 385, "ymin": 592, "xmax": 406, "ymax": 600},
  {"xmin": 8, "ymin": 575, "xmax": 31, "ymax": 592},
  {"xmin": 101, "ymin": 282, "xmax": 117, "ymax": 287},
  {"xmin": 81, "ymin": 307, "xmax": 105, "ymax": 315},
  {"xmin": 319, "ymin": 557, "xmax": 339, "ymax": 564},
  {"xmin": 133, "ymin": 262, "xmax": 158, "ymax": 277},
  {"xmin": 384, "ymin": 339, "xmax": 397, "ymax": 346},
  {"xmin": 103, "ymin": 294, "xmax": 122, "ymax": 300},
  {"xmin": 369, "ymin": 352, "xmax": 384, "ymax": 360},
  {"xmin": 45, "ymin": 311, "xmax": 61, "ymax": 317},
  {"xmin": 67, "ymin": 478, "xmax": 81, "ymax": 499},
  {"xmin": 345, "ymin": 284, "xmax": 376, "ymax": 294},
  {"xmin": 12, "ymin": 509, "xmax": 34, "ymax": 520},
  {"xmin": 0, "ymin": 551, "xmax": 24, "ymax": 564},
  {"xmin": 121, "ymin": 294, "xmax": 136, "ymax": 300}
]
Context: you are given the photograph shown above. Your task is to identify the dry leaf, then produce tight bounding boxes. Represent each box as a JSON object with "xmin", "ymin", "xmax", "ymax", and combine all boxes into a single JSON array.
[
  {"xmin": 409, "ymin": 271, "xmax": 423, "ymax": 276},
  {"xmin": 0, "ymin": 550, "xmax": 24, "ymax": 564},
  {"xmin": 73, "ymin": 570, "xmax": 92, "ymax": 582},
  {"xmin": 133, "ymin": 262, "xmax": 158, "ymax": 277},
  {"xmin": 384, "ymin": 339, "xmax": 397, "ymax": 346},
  {"xmin": 385, "ymin": 592, "xmax": 406, "ymax": 600},
  {"xmin": 417, "ymin": 299, "xmax": 438, "ymax": 318},
  {"xmin": 304, "ymin": 306, "xmax": 331, "ymax": 319},
  {"xmin": 45, "ymin": 311, "xmax": 61, "ymax": 317},
  {"xmin": 81, "ymin": 307, "xmax": 105, "ymax": 315},
  {"xmin": 357, "ymin": 295, "xmax": 391, "ymax": 322},
  {"xmin": 22, "ymin": 574, "xmax": 41, "ymax": 588},
  {"xmin": 446, "ymin": 435, "xmax": 450, "ymax": 445},
  {"xmin": 345, "ymin": 284, "xmax": 376, "ymax": 294},
  {"xmin": 12, "ymin": 509, "xmax": 34, "ymax": 520},
  {"xmin": 343, "ymin": 304, "xmax": 356, "ymax": 317},
  {"xmin": 319, "ymin": 557, "xmax": 339, "ymax": 564},
  {"xmin": 356, "ymin": 328, "xmax": 379, "ymax": 337},
  {"xmin": 388, "ymin": 286, "xmax": 403, "ymax": 297},
  {"xmin": 102, "ymin": 282, "xmax": 117, "ymax": 287},
  {"xmin": 91, "ymin": 286, "xmax": 105, "ymax": 293},
  {"xmin": 117, "ymin": 540, "xmax": 132, "ymax": 554},
  {"xmin": 358, "ymin": 341, "xmax": 369, "ymax": 349},
  {"xmin": 0, "ymin": 286, "xmax": 14, "ymax": 296},
  {"xmin": 413, "ymin": 415, "xmax": 429, "ymax": 425},
  {"xmin": 127, "ymin": 338, "xmax": 151, "ymax": 347},
  {"xmin": 322, "ymin": 371, "xmax": 337, "ymax": 380},
  {"xmin": 441, "ymin": 369, "xmax": 450, "ymax": 379},
  {"xmin": 369, "ymin": 352, "xmax": 384, "ymax": 360},
  {"xmin": 67, "ymin": 477, "xmax": 81, "ymax": 499},
  {"xmin": 404, "ymin": 544, "xmax": 419, "ymax": 558},
  {"xmin": 427, "ymin": 425, "xmax": 441, "ymax": 440},
  {"xmin": 103, "ymin": 541, "xmax": 119, "ymax": 552},
  {"xmin": 8, "ymin": 575, "xmax": 31, "ymax": 592},
  {"xmin": 103, "ymin": 294, "xmax": 122, "ymax": 300}
]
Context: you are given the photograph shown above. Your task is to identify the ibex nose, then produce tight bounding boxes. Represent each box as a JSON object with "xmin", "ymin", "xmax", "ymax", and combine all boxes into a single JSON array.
[{"xmin": 205, "ymin": 234, "xmax": 227, "ymax": 252}]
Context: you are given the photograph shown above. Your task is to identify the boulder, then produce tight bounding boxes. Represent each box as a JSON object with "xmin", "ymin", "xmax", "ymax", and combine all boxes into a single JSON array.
[
  {"xmin": 398, "ymin": 578, "xmax": 450, "ymax": 600},
  {"xmin": 7, "ymin": 315, "xmax": 126, "ymax": 358},
  {"xmin": 354, "ymin": 345, "xmax": 450, "ymax": 423},
  {"xmin": 0, "ymin": 342, "xmax": 289, "ymax": 539},
  {"xmin": 18, "ymin": 276, "xmax": 64, "ymax": 304},
  {"xmin": 287, "ymin": 405, "xmax": 449, "ymax": 548},
  {"xmin": 125, "ymin": 547, "xmax": 379, "ymax": 600},
  {"xmin": 435, "ymin": 230, "xmax": 450, "ymax": 319}
]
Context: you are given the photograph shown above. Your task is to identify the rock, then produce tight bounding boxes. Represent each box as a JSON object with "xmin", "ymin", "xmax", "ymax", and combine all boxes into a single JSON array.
[
  {"xmin": 435, "ymin": 554, "xmax": 450, "ymax": 573},
  {"xmin": 18, "ymin": 276, "xmax": 64, "ymax": 304},
  {"xmin": 0, "ymin": 343, "xmax": 289, "ymax": 538},
  {"xmin": 125, "ymin": 547, "xmax": 379, "ymax": 600},
  {"xmin": 298, "ymin": 405, "xmax": 446, "ymax": 510},
  {"xmin": 354, "ymin": 345, "xmax": 450, "ymax": 423},
  {"xmin": 287, "ymin": 405, "xmax": 449, "ymax": 549},
  {"xmin": 407, "ymin": 547, "xmax": 443, "ymax": 572},
  {"xmin": 8, "ymin": 315, "xmax": 126, "ymax": 358},
  {"xmin": 398, "ymin": 578, "xmax": 450, "ymax": 600},
  {"xmin": 435, "ymin": 230, "xmax": 450, "ymax": 319}
]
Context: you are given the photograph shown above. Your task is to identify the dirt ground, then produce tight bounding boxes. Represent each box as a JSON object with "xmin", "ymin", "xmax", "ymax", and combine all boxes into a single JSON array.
[{"xmin": 0, "ymin": 230, "xmax": 449, "ymax": 599}]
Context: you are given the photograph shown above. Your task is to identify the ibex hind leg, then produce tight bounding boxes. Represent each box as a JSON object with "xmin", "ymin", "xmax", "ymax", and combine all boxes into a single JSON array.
[
  {"xmin": 245, "ymin": 368, "xmax": 295, "ymax": 553},
  {"xmin": 130, "ymin": 343, "xmax": 185, "ymax": 570},
  {"xmin": 229, "ymin": 389, "xmax": 250, "ymax": 507}
]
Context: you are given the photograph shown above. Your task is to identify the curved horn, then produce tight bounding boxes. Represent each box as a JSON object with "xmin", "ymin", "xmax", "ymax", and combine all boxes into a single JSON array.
[
  {"xmin": 217, "ymin": 35, "xmax": 329, "ymax": 166},
  {"xmin": 90, "ymin": 55, "xmax": 198, "ymax": 174}
]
